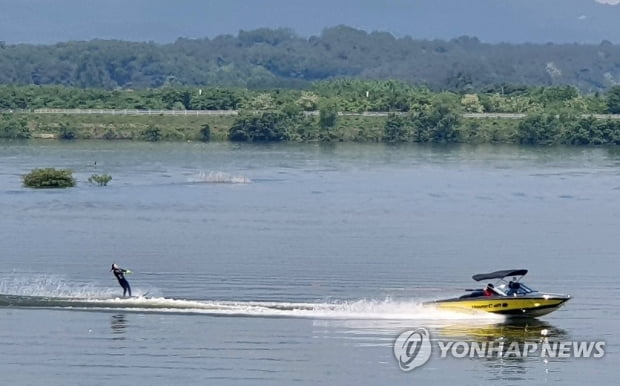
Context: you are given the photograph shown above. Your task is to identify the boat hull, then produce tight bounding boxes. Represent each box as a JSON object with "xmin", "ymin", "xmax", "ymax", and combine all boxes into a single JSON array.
[{"xmin": 430, "ymin": 294, "xmax": 570, "ymax": 318}]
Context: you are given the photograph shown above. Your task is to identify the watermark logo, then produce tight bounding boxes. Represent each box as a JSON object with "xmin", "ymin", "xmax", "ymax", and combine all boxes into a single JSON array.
[
  {"xmin": 393, "ymin": 327, "xmax": 432, "ymax": 371},
  {"xmin": 394, "ymin": 327, "xmax": 606, "ymax": 372},
  {"xmin": 436, "ymin": 340, "xmax": 606, "ymax": 360}
]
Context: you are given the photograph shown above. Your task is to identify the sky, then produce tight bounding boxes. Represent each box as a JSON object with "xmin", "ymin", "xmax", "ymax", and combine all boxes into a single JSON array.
[{"xmin": 1, "ymin": 0, "xmax": 619, "ymax": 44}]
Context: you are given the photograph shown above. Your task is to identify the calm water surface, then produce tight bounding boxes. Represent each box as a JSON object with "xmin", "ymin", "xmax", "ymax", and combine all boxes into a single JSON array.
[{"xmin": 0, "ymin": 140, "xmax": 618, "ymax": 385}]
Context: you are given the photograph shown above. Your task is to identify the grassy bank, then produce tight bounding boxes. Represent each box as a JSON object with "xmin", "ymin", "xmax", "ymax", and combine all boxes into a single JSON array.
[
  {"xmin": 19, "ymin": 113, "xmax": 236, "ymax": 141},
  {"xmin": 4, "ymin": 112, "xmax": 524, "ymax": 144}
]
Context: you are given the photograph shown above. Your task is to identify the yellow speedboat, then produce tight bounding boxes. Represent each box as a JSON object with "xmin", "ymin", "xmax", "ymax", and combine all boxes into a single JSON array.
[{"xmin": 429, "ymin": 269, "xmax": 570, "ymax": 318}]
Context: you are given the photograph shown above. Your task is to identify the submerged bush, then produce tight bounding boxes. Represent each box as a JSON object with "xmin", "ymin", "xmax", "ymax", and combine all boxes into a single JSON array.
[
  {"xmin": 23, "ymin": 168, "xmax": 76, "ymax": 188},
  {"xmin": 88, "ymin": 173, "xmax": 112, "ymax": 186}
]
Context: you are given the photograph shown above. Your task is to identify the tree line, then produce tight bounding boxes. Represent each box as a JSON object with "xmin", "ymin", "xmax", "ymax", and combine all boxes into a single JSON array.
[
  {"xmin": 1, "ymin": 81, "xmax": 620, "ymax": 114},
  {"xmin": 225, "ymin": 105, "xmax": 620, "ymax": 146},
  {"xmin": 1, "ymin": 26, "xmax": 620, "ymax": 91}
]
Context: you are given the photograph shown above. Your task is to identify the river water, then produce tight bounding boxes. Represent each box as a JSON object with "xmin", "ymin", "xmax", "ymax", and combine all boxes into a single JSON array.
[{"xmin": 0, "ymin": 140, "xmax": 618, "ymax": 385}]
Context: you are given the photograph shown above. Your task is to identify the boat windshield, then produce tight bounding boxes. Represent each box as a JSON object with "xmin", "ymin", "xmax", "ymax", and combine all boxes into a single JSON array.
[
  {"xmin": 499, "ymin": 282, "xmax": 536, "ymax": 296},
  {"xmin": 492, "ymin": 286, "xmax": 507, "ymax": 296}
]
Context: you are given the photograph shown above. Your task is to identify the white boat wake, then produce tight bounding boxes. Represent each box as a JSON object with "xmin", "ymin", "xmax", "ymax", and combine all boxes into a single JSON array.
[
  {"xmin": 0, "ymin": 274, "xmax": 502, "ymax": 321},
  {"xmin": 0, "ymin": 293, "xmax": 503, "ymax": 322},
  {"xmin": 188, "ymin": 171, "xmax": 250, "ymax": 184}
]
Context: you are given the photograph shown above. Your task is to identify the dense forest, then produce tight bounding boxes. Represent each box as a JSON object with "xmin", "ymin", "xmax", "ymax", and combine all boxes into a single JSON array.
[{"xmin": 1, "ymin": 26, "xmax": 620, "ymax": 91}]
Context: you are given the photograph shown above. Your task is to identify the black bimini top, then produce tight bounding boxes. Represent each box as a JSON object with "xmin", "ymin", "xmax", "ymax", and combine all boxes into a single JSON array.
[{"xmin": 472, "ymin": 269, "xmax": 528, "ymax": 282}]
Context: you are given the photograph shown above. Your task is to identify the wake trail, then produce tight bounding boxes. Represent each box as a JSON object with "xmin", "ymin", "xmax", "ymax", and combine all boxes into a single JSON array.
[
  {"xmin": 0, "ymin": 294, "xmax": 503, "ymax": 322},
  {"xmin": 0, "ymin": 274, "xmax": 503, "ymax": 321}
]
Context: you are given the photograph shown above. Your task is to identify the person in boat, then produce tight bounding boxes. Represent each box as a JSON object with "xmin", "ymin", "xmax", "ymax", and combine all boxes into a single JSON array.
[
  {"xmin": 483, "ymin": 283, "xmax": 495, "ymax": 296},
  {"xmin": 507, "ymin": 280, "xmax": 521, "ymax": 296},
  {"xmin": 111, "ymin": 263, "xmax": 132, "ymax": 297}
]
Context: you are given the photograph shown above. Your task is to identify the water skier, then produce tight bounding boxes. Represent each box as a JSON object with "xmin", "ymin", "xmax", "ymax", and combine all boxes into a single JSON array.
[{"xmin": 111, "ymin": 263, "xmax": 132, "ymax": 297}]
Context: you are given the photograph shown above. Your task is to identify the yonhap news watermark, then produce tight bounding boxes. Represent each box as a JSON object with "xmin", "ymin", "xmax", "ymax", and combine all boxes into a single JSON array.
[{"xmin": 393, "ymin": 327, "xmax": 606, "ymax": 372}]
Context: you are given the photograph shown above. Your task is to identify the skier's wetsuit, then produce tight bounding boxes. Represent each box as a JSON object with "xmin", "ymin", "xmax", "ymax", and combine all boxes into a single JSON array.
[{"xmin": 111, "ymin": 265, "xmax": 131, "ymax": 297}]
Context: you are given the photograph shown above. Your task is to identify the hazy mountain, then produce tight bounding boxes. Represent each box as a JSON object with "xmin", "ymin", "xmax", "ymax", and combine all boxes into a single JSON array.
[{"xmin": 1, "ymin": 0, "xmax": 619, "ymax": 44}]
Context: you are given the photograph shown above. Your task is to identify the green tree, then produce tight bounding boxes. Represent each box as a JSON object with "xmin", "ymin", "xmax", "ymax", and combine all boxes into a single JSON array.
[
  {"xmin": 199, "ymin": 123, "xmax": 211, "ymax": 142},
  {"xmin": 318, "ymin": 100, "xmax": 338, "ymax": 129},
  {"xmin": 563, "ymin": 116, "xmax": 598, "ymax": 145},
  {"xmin": 413, "ymin": 104, "xmax": 461, "ymax": 143},
  {"xmin": 141, "ymin": 125, "xmax": 162, "ymax": 142},
  {"xmin": 292, "ymin": 115, "xmax": 319, "ymax": 141},
  {"xmin": 0, "ymin": 115, "xmax": 31, "ymax": 139},
  {"xmin": 317, "ymin": 100, "xmax": 338, "ymax": 141},
  {"xmin": 517, "ymin": 114, "xmax": 561, "ymax": 145},
  {"xmin": 461, "ymin": 94, "xmax": 484, "ymax": 113},
  {"xmin": 607, "ymin": 86, "xmax": 620, "ymax": 114},
  {"xmin": 244, "ymin": 93, "xmax": 275, "ymax": 110},
  {"xmin": 383, "ymin": 113, "xmax": 410, "ymax": 142},
  {"xmin": 295, "ymin": 91, "xmax": 320, "ymax": 111},
  {"xmin": 228, "ymin": 112, "xmax": 288, "ymax": 142}
]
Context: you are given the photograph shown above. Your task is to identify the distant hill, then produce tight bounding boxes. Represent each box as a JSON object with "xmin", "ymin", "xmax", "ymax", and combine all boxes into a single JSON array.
[
  {"xmin": 1, "ymin": 26, "xmax": 619, "ymax": 91},
  {"xmin": 2, "ymin": 0, "xmax": 620, "ymax": 45}
]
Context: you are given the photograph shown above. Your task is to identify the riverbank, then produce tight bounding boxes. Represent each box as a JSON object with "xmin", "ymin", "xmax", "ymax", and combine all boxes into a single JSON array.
[
  {"xmin": 3, "ymin": 111, "xmax": 525, "ymax": 143},
  {"xmin": 20, "ymin": 112, "xmax": 237, "ymax": 141},
  {"xmin": 2, "ymin": 82, "xmax": 620, "ymax": 144},
  {"xmin": 4, "ymin": 109, "xmax": 620, "ymax": 145}
]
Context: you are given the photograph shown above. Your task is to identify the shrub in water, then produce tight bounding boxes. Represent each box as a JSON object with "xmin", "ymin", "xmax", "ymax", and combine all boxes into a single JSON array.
[
  {"xmin": 88, "ymin": 174, "xmax": 112, "ymax": 186},
  {"xmin": 23, "ymin": 168, "xmax": 76, "ymax": 188}
]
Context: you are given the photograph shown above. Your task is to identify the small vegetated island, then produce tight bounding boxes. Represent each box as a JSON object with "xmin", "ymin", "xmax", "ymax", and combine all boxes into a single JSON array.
[
  {"xmin": 1, "ymin": 27, "xmax": 620, "ymax": 146},
  {"xmin": 22, "ymin": 168, "xmax": 76, "ymax": 189},
  {"xmin": 22, "ymin": 169, "xmax": 112, "ymax": 189}
]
